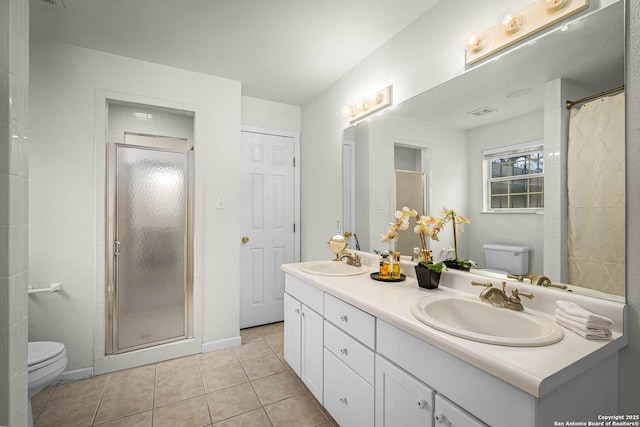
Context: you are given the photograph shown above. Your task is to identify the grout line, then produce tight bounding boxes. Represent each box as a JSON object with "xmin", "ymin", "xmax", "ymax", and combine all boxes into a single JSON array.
[
  {"xmin": 196, "ymin": 351, "xmax": 214, "ymax": 426},
  {"xmin": 90, "ymin": 376, "xmax": 109, "ymax": 426}
]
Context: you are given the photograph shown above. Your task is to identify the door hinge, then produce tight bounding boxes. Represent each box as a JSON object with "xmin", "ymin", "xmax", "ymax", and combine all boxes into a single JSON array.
[
  {"xmin": 293, "ymin": 223, "xmax": 296, "ymax": 233},
  {"xmin": 293, "ymin": 157, "xmax": 296, "ymax": 167}
]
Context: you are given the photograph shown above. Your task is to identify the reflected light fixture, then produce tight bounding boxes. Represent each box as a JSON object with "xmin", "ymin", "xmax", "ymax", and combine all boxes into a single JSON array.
[
  {"xmin": 342, "ymin": 85, "xmax": 393, "ymax": 124},
  {"xmin": 465, "ymin": 0, "xmax": 588, "ymax": 65}
]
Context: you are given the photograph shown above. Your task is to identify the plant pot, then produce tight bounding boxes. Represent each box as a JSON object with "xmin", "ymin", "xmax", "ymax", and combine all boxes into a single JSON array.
[
  {"xmin": 443, "ymin": 259, "xmax": 472, "ymax": 271},
  {"xmin": 415, "ymin": 265, "xmax": 440, "ymax": 290}
]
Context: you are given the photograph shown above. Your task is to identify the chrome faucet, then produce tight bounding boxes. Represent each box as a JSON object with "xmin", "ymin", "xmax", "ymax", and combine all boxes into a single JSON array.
[
  {"xmin": 471, "ymin": 281, "xmax": 534, "ymax": 312},
  {"xmin": 338, "ymin": 251, "xmax": 362, "ymax": 267}
]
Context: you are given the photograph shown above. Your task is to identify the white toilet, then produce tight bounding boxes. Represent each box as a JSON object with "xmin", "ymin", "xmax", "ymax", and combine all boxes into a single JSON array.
[
  {"xmin": 481, "ymin": 244, "xmax": 531, "ymax": 275},
  {"xmin": 28, "ymin": 341, "xmax": 67, "ymax": 427}
]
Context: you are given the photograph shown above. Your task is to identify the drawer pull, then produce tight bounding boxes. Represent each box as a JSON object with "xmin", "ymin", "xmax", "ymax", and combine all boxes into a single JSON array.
[
  {"xmin": 339, "ymin": 397, "xmax": 348, "ymax": 404},
  {"xmin": 417, "ymin": 399, "xmax": 428, "ymax": 409},
  {"xmin": 339, "ymin": 347, "xmax": 348, "ymax": 355},
  {"xmin": 435, "ymin": 413, "xmax": 446, "ymax": 423},
  {"xmin": 340, "ymin": 314, "xmax": 348, "ymax": 322}
]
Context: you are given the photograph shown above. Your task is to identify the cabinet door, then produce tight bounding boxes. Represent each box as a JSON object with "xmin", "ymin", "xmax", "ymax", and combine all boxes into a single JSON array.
[
  {"xmin": 435, "ymin": 394, "xmax": 487, "ymax": 427},
  {"xmin": 301, "ymin": 305, "xmax": 323, "ymax": 403},
  {"xmin": 324, "ymin": 349, "xmax": 374, "ymax": 427},
  {"xmin": 376, "ymin": 355, "xmax": 434, "ymax": 427},
  {"xmin": 284, "ymin": 293, "xmax": 301, "ymax": 376}
]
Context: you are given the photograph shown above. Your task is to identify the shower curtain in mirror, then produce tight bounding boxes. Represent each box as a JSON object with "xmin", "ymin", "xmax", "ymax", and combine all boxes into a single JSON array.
[{"xmin": 567, "ymin": 92, "xmax": 625, "ymax": 296}]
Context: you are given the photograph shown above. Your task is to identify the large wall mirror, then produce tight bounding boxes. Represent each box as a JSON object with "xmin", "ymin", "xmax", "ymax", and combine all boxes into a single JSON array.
[{"xmin": 342, "ymin": 2, "xmax": 624, "ymax": 302}]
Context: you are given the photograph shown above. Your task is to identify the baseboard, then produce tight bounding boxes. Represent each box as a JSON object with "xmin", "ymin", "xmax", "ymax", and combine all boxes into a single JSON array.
[
  {"xmin": 201, "ymin": 335, "xmax": 241, "ymax": 353},
  {"xmin": 54, "ymin": 367, "xmax": 94, "ymax": 385}
]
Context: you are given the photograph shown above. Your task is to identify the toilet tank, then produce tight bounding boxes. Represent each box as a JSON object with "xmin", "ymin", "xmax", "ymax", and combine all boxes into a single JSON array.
[{"xmin": 482, "ymin": 244, "xmax": 531, "ymax": 275}]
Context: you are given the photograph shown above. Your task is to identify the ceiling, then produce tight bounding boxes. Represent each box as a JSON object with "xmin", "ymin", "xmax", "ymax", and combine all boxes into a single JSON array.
[{"xmin": 29, "ymin": 0, "xmax": 440, "ymax": 106}]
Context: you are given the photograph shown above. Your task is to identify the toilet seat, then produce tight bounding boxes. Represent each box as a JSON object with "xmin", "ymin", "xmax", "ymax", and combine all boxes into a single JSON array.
[{"xmin": 28, "ymin": 341, "xmax": 66, "ymax": 373}]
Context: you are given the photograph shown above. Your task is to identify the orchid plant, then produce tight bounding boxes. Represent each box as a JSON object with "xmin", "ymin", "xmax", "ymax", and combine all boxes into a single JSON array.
[{"xmin": 380, "ymin": 206, "xmax": 474, "ymax": 272}]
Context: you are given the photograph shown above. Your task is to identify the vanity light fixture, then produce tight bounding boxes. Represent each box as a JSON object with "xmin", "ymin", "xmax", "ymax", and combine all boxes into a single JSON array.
[
  {"xmin": 342, "ymin": 85, "xmax": 393, "ymax": 124},
  {"xmin": 465, "ymin": 0, "xmax": 588, "ymax": 65}
]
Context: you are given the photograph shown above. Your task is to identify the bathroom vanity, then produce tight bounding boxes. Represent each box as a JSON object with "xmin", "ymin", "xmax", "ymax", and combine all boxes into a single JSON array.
[{"xmin": 281, "ymin": 254, "xmax": 627, "ymax": 427}]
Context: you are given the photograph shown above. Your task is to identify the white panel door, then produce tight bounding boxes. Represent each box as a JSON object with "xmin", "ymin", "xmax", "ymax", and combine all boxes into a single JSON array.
[{"xmin": 240, "ymin": 131, "xmax": 295, "ymax": 328}]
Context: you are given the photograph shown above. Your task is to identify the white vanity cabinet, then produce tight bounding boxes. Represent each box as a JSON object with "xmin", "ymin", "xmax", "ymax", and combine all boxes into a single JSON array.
[
  {"xmin": 434, "ymin": 394, "xmax": 487, "ymax": 427},
  {"xmin": 375, "ymin": 355, "xmax": 435, "ymax": 427},
  {"xmin": 323, "ymin": 294, "xmax": 375, "ymax": 427},
  {"xmin": 283, "ymin": 276, "xmax": 324, "ymax": 402}
]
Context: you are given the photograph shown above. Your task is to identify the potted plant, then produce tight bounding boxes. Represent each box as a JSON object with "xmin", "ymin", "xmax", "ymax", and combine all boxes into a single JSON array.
[
  {"xmin": 380, "ymin": 207, "xmax": 445, "ymax": 289},
  {"xmin": 429, "ymin": 207, "xmax": 475, "ymax": 272}
]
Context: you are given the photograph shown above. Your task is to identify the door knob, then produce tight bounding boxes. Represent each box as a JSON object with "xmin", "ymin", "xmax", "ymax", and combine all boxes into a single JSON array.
[{"xmin": 242, "ymin": 236, "xmax": 249, "ymax": 243}]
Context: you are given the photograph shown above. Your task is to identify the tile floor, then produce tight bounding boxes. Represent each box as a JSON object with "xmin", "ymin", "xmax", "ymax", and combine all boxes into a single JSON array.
[{"xmin": 31, "ymin": 322, "xmax": 338, "ymax": 427}]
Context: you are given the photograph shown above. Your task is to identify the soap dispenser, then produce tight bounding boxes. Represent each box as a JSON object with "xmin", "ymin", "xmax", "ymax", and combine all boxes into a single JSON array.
[
  {"xmin": 391, "ymin": 251, "xmax": 401, "ymax": 279},
  {"xmin": 379, "ymin": 250, "xmax": 391, "ymax": 279}
]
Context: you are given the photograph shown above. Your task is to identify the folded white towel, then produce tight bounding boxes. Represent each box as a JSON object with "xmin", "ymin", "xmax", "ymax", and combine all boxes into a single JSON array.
[
  {"xmin": 555, "ymin": 313, "xmax": 612, "ymax": 340},
  {"xmin": 555, "ymin": 300, "xmax": 614, "ymax": 328},
  {"xmin": 553, "ymin": 308, "xmax": 612, "ymax": 329}
]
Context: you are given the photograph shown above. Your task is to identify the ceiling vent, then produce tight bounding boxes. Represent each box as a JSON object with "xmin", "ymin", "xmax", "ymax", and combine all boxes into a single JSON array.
[
  {"xmin": 36, "ymin": 0, "xmax": 65, "ymax": 8},
  {"xmin": 467, "ymin": 107, "xmax": 497, "ymax": 116}
]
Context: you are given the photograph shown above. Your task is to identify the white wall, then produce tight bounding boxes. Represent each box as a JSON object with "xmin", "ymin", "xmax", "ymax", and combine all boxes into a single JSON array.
[
  {"xmin": 466, "ymin": 111, "xmax": 545, "ymax": 273},
  {"xmin": 0, "ymin": 0, "xmax": 30, "ymax": 424},
  {"xmin": 241, "ymin": 96, "xmax": 300, "ymax": 132},
  {"xmin": 28, "ymin": 38, "xmax": 242, "ymax": 372}
]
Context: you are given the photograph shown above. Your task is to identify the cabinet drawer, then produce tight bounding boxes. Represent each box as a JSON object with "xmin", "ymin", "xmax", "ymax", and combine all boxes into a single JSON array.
[
  {"xmin": 324, "ymin": 293, "xmax": 375, "ymax": 349},
  {"xmin": 285, "ymin": 274, "xmax": 324, "ymax": 313},
  {"xmin": 435, "ymin": 394, "xmax": 487, "ymax": 427},
  {"xmin": 324, "ymin": 321, "xmax": 374, "ymax": 384},
  {"xmin": 323, "ymin": 349, "xmax": 374, "ymax": 427}
]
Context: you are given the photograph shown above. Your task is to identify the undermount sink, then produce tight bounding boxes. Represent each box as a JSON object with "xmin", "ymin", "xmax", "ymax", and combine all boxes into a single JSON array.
[
  {"xmin": 411, "ymin": 294, "xmax": 564, "ymax": 347},
  {"xmin": 300, "ymin": 260, "xmax": 370, "ymax": 277}
]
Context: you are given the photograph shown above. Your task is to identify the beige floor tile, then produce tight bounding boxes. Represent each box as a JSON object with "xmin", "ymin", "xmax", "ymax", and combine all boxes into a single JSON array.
[
  {"xmin": 211, "ymin": 408, "xmax": 272, "ymax": 427},
  {"xmin": 153, "ymin": 395, "xmax": 211, "ymax": 427},
  {"xmin": 156, "ymin": 355, "xmax": 200, "ymax": 378},
  {"xmin": 35, "ymin": 399, "xmax": 99, "ymax": 427},
  {"xmin": 264, "ymin": 334, "xmax": 284, "ymax": 354},
  {"xmin": 257, "ymin": 322, "xmax": 284, "ymax": 338},
  {"xmin": 239, "ymin": 328, "xmax": 263, "ymax": 344},
  {"xmin": 206, "ymin": 382, "xmax": 261, "ymax": 423},
  {"xmin": 198, "ymin": 348, "xmax": 240, "ymax": 370},
  {"xmin": 233, "ymin": 341, "xmax": 273, "ymax": 362},
  {"xmin": 201, "ymin": 361, "xmax": 248, "ymax": 393},
  {"xmin": 264, "ymin": 394, "xmax": 328, "ymax": 427},
  {"xmin": 94, "ymin": 384, "xmax": 154, "ymax": 425},
  {"xmin": 241, "ymin": 353, "xmax": 287, "ymax": 380},
  {"xmin": 94, "ymin": 411, "xmax": 152, "ymax": 427},
  {"xmin": 103, "ymin": 365, "xmax": 156, "ymax": 395},
  {"xmin": 155, "ymin": 370, "xmax": 205, "ymax": 407},
  {"xmin": 31, "ymin": 386, "xmax": 55, "ymax": 418},
  {"xmin": 47, "ymin": 376, "xmax": 107, "ymax": 407},
  {"xmin": 251, "ymin": 371, "xmax": 304, "ymax": 406}
]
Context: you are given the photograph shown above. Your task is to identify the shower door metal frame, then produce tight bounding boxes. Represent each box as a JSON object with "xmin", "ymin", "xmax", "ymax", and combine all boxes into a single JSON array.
[{"xmin": 105, "ymin": 133, "xmax": 194, "ymax": 355}]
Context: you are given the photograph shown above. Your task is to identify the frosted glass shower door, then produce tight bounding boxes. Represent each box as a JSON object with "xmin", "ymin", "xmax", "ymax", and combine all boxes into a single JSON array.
[{"xmin": 109, "ymin": 140, "xmax": 192, "ymax": 354}]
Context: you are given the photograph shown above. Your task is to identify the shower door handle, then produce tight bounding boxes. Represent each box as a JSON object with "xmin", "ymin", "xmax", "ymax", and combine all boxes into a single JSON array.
[{"xmin": 114, "ymin": 241, "xmax": 121, "ymax": 256}]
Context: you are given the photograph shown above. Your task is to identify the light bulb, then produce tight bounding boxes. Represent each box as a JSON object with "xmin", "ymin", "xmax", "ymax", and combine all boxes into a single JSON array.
[
  {"xmin": 502, "ymin": 14, "xmax": 524, "ymax": 34},
  {"xmin": 544, "ymin": 0, "xmax": 568, "ymax": 11},
  {"xmin": 466, "ymin": 32, "xmax": 487, "ymax": 53}
]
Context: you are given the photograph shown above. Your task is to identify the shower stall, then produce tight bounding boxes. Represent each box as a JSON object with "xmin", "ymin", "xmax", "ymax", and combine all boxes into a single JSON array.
[{"xmin": 106, "ymin": 131, "xmax": 194, "ymax": 355}]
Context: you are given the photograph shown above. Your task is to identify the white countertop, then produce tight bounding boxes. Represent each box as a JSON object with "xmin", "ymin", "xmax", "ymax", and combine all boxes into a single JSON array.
[{"xmin": 281, "ymin": 256, "xmax": 627, "ymax": 398}]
